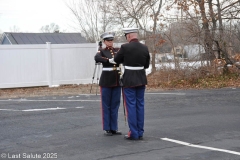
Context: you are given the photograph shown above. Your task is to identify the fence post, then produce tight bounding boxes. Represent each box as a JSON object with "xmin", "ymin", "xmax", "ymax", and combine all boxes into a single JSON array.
[{"xmin": 46, "ymin": 42, "xmax": 52, "ymax": 87}]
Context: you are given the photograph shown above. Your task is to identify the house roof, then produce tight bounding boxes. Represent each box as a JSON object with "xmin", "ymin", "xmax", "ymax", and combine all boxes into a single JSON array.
[{"xmin": 1, "ymin": 32, "xmax": 87, "ymax": 44}]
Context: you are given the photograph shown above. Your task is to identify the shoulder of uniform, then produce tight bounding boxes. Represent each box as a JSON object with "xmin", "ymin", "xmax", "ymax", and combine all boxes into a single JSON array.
[
  {"xmin": 97, "ymin": 48, "xmax": 104, "ymax": 53},
  {"xmin": 121, "ymin": 43, "xmax": 128, "ymax": 47}
]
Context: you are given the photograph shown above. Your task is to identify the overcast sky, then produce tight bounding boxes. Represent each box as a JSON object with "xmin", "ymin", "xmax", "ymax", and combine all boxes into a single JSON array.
[{"xmin": 0, "ymin": 0, "xmax": 75, "ymax": 33}]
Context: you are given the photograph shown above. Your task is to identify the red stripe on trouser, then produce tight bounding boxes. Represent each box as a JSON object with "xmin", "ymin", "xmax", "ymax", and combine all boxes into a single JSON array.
[
  {"xmin": 100, "ymin": 87, "xmax": 104, "ymax": 130},
  {"xmin": 123, "ymin": 88, "xmax": 128, "ymax": 118},
  {"xmin": 123, "ymin": 88, "xmax": 131, "ymax": 137},
  {"xmin": 128, "ymin": 131, "xmax": 131, "ymax": 137}
]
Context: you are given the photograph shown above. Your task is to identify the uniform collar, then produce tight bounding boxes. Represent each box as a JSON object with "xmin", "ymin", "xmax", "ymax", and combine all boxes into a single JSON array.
[
  {"xmin": 129, "ymin": 38, "xmax": 139, "ymax": 43},
  {"xmin": 104, "ymin": 47, "xmax": 114, "ymax": 50}
]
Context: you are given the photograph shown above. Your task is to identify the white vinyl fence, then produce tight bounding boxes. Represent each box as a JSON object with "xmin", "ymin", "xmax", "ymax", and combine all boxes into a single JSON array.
[{"xmin": 0, "ymin": 43, "xmax": 99, "ymax": 89}]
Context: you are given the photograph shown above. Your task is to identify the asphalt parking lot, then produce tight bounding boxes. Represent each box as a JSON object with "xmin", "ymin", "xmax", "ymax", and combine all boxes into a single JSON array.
[{"xmin": 0, "ymin": 88, "xmax": 240, "ymax": 160}]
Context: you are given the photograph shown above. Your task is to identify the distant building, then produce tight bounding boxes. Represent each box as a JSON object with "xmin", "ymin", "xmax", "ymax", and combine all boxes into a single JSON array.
[
  {"xmin": 0, "ymin": 32, "xmax": 87, "ymax": 45},
  {"xmin": 171, "ymin": 45, "xmax": 187, "ymax": 59},
  {"xmin": 159, "ymin": 53, "xmax": 174, "ymax": 62},
  {"xmin": 169, "ymin": 44, "xmax": 206, "ymax": 61},
  {"xmin": 183, "ymin": 44, "xmax": 205, "ymax": 60}
]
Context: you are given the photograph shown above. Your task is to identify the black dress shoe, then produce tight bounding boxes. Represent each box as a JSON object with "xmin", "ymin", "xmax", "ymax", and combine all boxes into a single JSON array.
[
  {"xmin": 124, "ymin": 135, "xmax": 138, "ymax": 140},
  {"xmin": 111, "ymin": 130, "xmax": 122, "ymax": 135},
  {"xmin": 104, "ymin": 130, "xmax": 113, "ymax": 136},
  {"xmin": 139, "ymin": 136, "xmax": 143, "ymax": 140}
]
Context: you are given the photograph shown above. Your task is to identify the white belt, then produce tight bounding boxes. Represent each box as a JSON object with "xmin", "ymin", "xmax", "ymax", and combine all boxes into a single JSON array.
[
  {"xmin": 125, "ymin": 66, "xmax": 144, "ymax": 70},
  {"xmin": 102, "ymin": 67, "xmax": 120, "ymax": 71}
]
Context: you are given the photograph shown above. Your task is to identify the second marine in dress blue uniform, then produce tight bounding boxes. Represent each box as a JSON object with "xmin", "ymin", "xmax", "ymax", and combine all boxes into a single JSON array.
[
  {"xmin": 94, "ymin": 32, "xmax": 122, "ymax": 136},
  {"xmin": 113, "ymin": 28, "xmax": 150, "ymax": 140}
]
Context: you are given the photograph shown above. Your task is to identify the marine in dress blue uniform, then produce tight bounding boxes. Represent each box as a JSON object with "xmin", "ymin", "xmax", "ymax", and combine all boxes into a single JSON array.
[
  {"xmin": 113, "ymin": 28, "xmax": 150, "ymax": 140},
  {"xmin": 94, "ymin": 32, "xmax": 122, "ymax": 136}
]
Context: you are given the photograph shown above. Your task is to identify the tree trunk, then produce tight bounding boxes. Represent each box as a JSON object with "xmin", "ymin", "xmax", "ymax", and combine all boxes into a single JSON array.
[
  {"xmin": 150, "ymin": 0, "xmax": 163, "ymax": 73},
  {"xmin": 208, "ymin": 0, "xmax": 216, "ymax": 43},
  {"xmin": 152, "ymin": 52, "xmax": 156, "ymax": 73},
  {"xmin": 197, "ymin": 0, "xmax": 215, "ymax": 64}
]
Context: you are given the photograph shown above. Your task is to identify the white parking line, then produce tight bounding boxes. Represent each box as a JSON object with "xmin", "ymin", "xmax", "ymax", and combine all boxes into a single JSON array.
[
  {"xmin": 0, "ymin": 107, "xmax": 85, "ymax": 112},
  {"xmin": 0, "ymin": 109, "xmax": 19, "ymax": 111},
  {"xmin": 161, "ymin": 138, "xmax": 240, "ymax": 156},
  {"xmin": 22, "ymin": 107, "xmax": 66, "ymax": 112},
  {"xmin": 75, "ymin": 107, "xmax": 84, "ymax": 109}
]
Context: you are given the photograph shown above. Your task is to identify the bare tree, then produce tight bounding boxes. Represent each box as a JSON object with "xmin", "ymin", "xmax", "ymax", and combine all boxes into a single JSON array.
[
  {"xmin": 146, "ymin": 0, "xmax": 164, "ymax": 72},
  {"xmin": 196, "ymin": 0, "xmax": 215, "ymax": 63},
  {"xmin": 65, "ymin": 0, "xmax": 114, "ymax": 42},
  {"xmin": 106, "ymin": 0, "xmax": 165, "ymax": 72},
  {"xmin": 166, "ymin": 0, "xmax": 240, "ymax": 71},
  {"xmin": 40, "ymin": 23, "xmax": 60, "ymax": 33},
  {"xmin": 10, "ymin": 25, "xmax": 20, "ymax": 32},
  {"xmin": 233, "ymin": 22, "xmax": 240, "ymax": 52}
]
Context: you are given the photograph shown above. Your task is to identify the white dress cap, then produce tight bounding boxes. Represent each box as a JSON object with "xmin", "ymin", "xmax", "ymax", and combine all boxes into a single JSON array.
[
  {"xmin": 100, "ymin": 31, "xmax": 115, "ymax": 40},
  {"xmin": 122, "ymin": 28, "xmax": 139, "ymax": 34}
]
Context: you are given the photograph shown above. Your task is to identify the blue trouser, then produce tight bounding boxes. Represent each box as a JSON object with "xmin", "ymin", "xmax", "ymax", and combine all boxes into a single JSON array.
[
  {"xmin": 100, "ymin": 86, "xmax": 121, "ymax": 131},
  {"xmin": 123, "ymin": 85, "xmax": 145, "ymax": 139}
]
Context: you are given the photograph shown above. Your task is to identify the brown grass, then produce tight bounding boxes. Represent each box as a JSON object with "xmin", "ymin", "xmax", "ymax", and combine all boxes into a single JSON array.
[{"xmin": 147, "ymin": 66, "xmax": 240, "ymax": 90}]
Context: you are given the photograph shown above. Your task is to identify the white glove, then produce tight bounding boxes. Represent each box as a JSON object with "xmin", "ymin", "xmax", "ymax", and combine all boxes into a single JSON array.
[{"xmin": 109, "ymin": 58, "xmax": 116, "ymax": 64}]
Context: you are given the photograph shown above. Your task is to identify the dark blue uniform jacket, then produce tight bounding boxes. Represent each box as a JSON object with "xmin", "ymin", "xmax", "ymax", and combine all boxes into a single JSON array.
[
  {"xmin": 114, "ymin": 39, "xmax": 150, "ymax": 87},
  {"xmin": 94, "ymin": 47, "xmax": 120, "ymax": 87}
]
